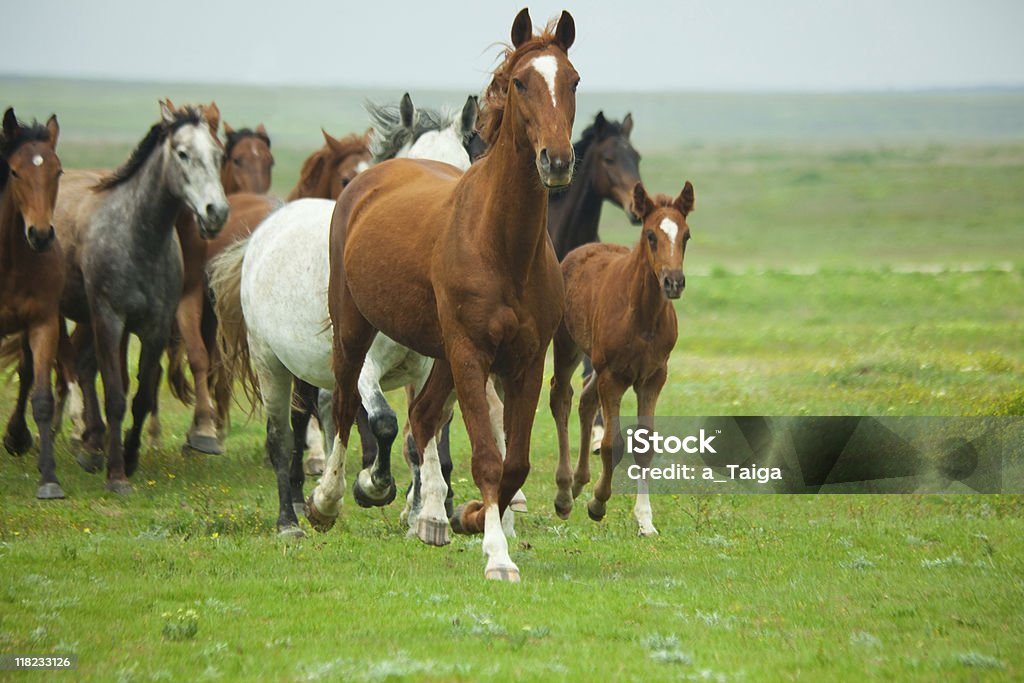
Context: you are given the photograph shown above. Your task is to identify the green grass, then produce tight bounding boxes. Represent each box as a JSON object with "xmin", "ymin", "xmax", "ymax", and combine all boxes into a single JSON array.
[{"xmin": 1, "ymin": 79, "xmax": 1023, "ymax": 680}]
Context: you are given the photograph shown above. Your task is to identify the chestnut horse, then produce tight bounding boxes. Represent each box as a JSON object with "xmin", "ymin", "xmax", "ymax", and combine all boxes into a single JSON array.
[
  {"xmin": 55, "ymin": 101, "xmax": 228, "ymax": 493},
  {"xmin": 549, "ymin": 181, "xmax": 694, "ymax": 536},
  {"xmin": 312, "ymin": 9, "xmax": 578, "ymax": 582},
  {"xmin": 221, "ymin": 122, "xmax": 273, "ymax": 195},
  {"xmin": 0, "ymin": 108, "xmax": 64, "ymax": 498}
]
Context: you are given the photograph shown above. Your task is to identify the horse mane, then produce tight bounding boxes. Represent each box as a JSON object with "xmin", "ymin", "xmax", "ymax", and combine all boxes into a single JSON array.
[
  {"xmin": 93, "ymin": 106, "xmax": 205, "ymax": 192},
  {"xmin": 651, "ymin": 194, "xmax": 676, "ymax": 208},
  {"xmin": 224, "ymin": 127, "xmax": 271, "ymax": 159},
  {"xmin": 572, "ymin": 115, "xmax": 626, "ymax": 167},
  {"xmin": 477, "ymin": 19, "xmax": 563, "ymax": 147},
  {"xmin": 366, "ymin": 100, "xmax": 461, "ymax": 163},
  {"xmin": 0, "ymin": 119, "xmax": 51, "ymax": 194}
]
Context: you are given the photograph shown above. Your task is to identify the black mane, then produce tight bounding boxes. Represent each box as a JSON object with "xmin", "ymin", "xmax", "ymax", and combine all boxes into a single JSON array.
[
  {"xmin": 94, "ymin": 107, "xmax": 204, "ymax": 192},
  {"xmin": 0, "ymin": 119, "xmax": 52, "ymax": 194},
  {"xmin": 225, "ymin": 127, "xmax": 271, "ymax": 160}
]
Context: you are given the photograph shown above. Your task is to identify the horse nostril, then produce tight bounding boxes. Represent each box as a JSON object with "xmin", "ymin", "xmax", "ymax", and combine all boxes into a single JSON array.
[{"xmin": 539, "ymin": 148, "xmax": 550, "ymax": 168}]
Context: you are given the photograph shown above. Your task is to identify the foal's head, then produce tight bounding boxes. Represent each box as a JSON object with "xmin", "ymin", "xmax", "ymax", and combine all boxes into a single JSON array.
[
  {"xmin": 160, "ymin": 101, "xmax": 230, "ymax": 237},
  {"xmin": 632, "ymin": 181, "xmax": 695, "ymax": 300},
  {"xmin": 479, "ymin": 8, "xmax": 579, "ymax": 188},
  {"xmin": 222, "ymin": 122, "xmax": 273, "ymax": 194},
  {"xmin": 1, "ymin": 108, "xmax": 61, "ymax": 251}
]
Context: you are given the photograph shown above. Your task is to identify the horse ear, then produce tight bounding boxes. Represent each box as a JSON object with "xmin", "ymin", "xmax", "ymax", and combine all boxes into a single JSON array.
[
  {"xmin": 160, "ymin": 99, "xmax": 175, "ymax": 124},
  {"xmin": 674, "ymin": 181, "xmax": 695, "ymax": 216},
  {"xmin": 255, "ymin": 123, "xmax": 267, "ymax": 136},
  {"xmin": 632, "ymin": 182, "xmax": 652, "ymax": 221},
  {"xmin": 45, "ymin": 114, "xmax": 60, "ymax": 148},
  {"xmin": 511, "ymin": 8, "xmax": 532, "ymax": 48},
  {"xmin": 594, "ymin": 111, "xmax": 607, "ymax": 133},
  {"xmin": 223, "ymin": 122, "xmax": 235, "ymax": 136},
  {"xmin": 622, "ymin": 113, "xmax": 634, "ymax": 139},
  {"xmin": 400, "ymin": 93, "xmax": 415, "ymax": 129},
  {"xmin": 2, "ymin": 108, "xmax": 17, "ymax": 139},
  {"xmin": 555, "ymin": 10, "xmax": 575, "ymax": 52},
  {"xmin": 205, "ymin": 101, "xmax": 221, "ymax": 135},
  {"xmin": 461, "ymin": 95, "xmax": 479, "ymax": 136},
  {"xmin": 322, "ymin": 128, "xmax": 343, "ymax": 155}
]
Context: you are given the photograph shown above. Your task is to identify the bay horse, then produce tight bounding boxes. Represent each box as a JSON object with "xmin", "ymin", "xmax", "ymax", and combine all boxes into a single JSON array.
[
  {"xmin": 314, "ymin": 9, "xmax": 578, "ymax": 582},
  {"xmin": 209, "ymin": 93, "xmax": 482, "ymax": 537},
  {"xmin": 549, "ymin": 180, "xmax": 694, "ymax": 536},
  {"xmin": 55, "ymin": 101, "xmax": 228, "ymax": 493},
  {"xmin": 164, "ymin": 127, "xmax": 370, "ymax": 456},
  {"xmin": 0, "ymin": 108, "xmax": 64, "ymax": 498}
]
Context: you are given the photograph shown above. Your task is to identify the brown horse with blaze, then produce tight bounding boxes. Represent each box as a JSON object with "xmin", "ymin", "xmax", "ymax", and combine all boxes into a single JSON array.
[
  {"xmin": 549, "ymin": 180, "xmax": 695, "ymax": 537},
  {"xmin": 312, "ymin": 8, "xmax": 578, "ymax": 581},
  {"xmin": 0, "ymin": 107, "xmax": 64, "ymax": 498}
]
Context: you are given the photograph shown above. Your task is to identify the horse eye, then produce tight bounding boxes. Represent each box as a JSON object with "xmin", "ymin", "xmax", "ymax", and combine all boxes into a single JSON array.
[
  {"xmin": 177, "ymin": 150, "xmax": 189, "ymax": 162},
  {"xmin": 513, "ymin": 78, "xmax": 526, "ymax": 93},
  {"xmin": 602, "ymin": 156, "xmax": 615, "ymax": 164},
  {"xmin": 572, "ymin": 79, "xmax": 580, "ymax": 92},
  {"xmin": 684, "ymin": 233, "xmax": 692, "ymax": 243},
  {"xmin": 9, "ymin": 169, "xmax": 18, "ymax": 179},
  {"xmin": 646, "ymin": 231, "xmax": 657, "ymax": 248},
  {"xmin": 233, "ymin": 158, "xmax": 242, "ymax": 167}
]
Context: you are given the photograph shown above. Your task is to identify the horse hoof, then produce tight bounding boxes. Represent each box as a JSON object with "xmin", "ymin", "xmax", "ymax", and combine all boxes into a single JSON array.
[
  {"xmin": 554, "ymin": 495, "xmax": 573, "ymax": 520},
  {"xmin": 416, "ymin": 517, "xmax": 450, "ymax": 546},
  {"xmin": 277, "ymin": 525, "xmax": 305, "ymax": 539},
  {"xmin": 444, "ymin": 495, "xmax": 454, "ymax": 520},
  {"xmin": 292, "ymin": 501, "xmax": 308, "ymax": 519},
  {"xmin": 352, "ymin": 472, "xmax": 397, "ymax": 508},
  {"xmin": 638, "ymin": 526, "xmax": 659, "ymax": 538},
  {"xmin": 106, "ymin": 479, "xmax": 132, "ymax": 496},
  {"xmin": 587, "ymin": 498, "xmax": 606, "ymax": 522},
  {"xmin": 75, "ymin": 450, "xmax": 105, "ymax": 474},
  {"xmin": 36, "ymin": 482, "xmax": 66, "ymax": 500},
  {"xmin": 304, "ymin": 495, "xmax": 337, "ymax": 533},
  {"xmin": 510, "ymin": 490, "xmax": 528, "ymax": 513},
  {"xmin": 3, "ymin": 428, "xmax": 33, "ymax": 456},
  {"xmin": 484, "ymin": 565, "xmax": 521, "ymax": 582},
  {"xmin": 304, "ymin": 456, "xmax": 325, "ymax": 476},
  {"xmin": 184, "ymin": 431, "xmax": 224, "ymax": 455},
  {"xmin": 449, "ymin": 503, "xmax": 469, "ymax": 535}
]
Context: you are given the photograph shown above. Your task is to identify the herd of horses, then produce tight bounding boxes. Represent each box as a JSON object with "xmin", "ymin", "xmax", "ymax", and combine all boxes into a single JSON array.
[{"xmin": 0, "ymin": 9, "xmax": 695, "ymax": 581}]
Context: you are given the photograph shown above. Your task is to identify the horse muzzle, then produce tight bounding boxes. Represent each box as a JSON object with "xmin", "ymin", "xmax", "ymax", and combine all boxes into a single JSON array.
[
  {"xmin": 537, "ymin": 148, "xmax": 574, "ymax": 189},
  {"xmin": 26, "ymin": 225, "xmax": 56, "ymax": 252},
  {"xmin": 662, "ymin": 273, "xmax": 685, "ymax": 300},
  {"xmin": 197, "ymin": 202, "xmax": 230, "ymax": 239}
]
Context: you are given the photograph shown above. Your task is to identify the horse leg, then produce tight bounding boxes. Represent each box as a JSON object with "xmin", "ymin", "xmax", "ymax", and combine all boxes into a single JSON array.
[
  {"xmin": 306, "ymin": 290, "xmax": 376, "ymax": 531},
  {"xmin": 90, "ymin": 312, "xmax": 130, "ymax": 493},
  {"xmin": 3, "ymin": 335, "xmax": 34, "ymax": 456},
  {"xmin": 288, "ymin": 380, "xmax": 316, "ymax": 521},
  {"xmin": 587, "ymin": 371, "xmax": 629, "ymax": 522},
  {"xmin": 50, "ymin": 320, "xmax": 74, "ymax": 437},
  {"xmin": 582, "ymin": 355, "xmax": 604, "ymax": 453},
  {"xmin": 573, "ymin": 371, "xmax": 600, "ymax": 499},
  {"xmin": 252, "ymin": 340, "xmax": 304, "ymax": 537},
  {"xmin": 168, "ymin": 289, "xmax": 211, "ymax": 453},
  {"xmin": 352, "ymin": 352, "xmax": 399, "ymax": 508},
  {"xmin": 123, "ymin": 335, "xmax": 166, "ymax": 477},
  {"xmin": 304, "ymin": 414, "xmax": 326, "ymax": 475},
  {"xmin": 632, "ymin": 368, "xmax": 666, "ymax": 537},
  {"xmin": 72, "ymin": 324, "xmax": 106, "ymax": 473},
  {"xmin": 550, "ymin": 327, "xmax": 583, "ymax": 519},
  {"xmin": 25, "ymin": 318, "xmax": 63, "ymax": 499},
  {"xmin": 483, "ymin": 378, "xmax": 518, "ymax": 536},
  {"xmin": 408, "ymin": 359, "xmax": 455, "ymax": 545}
]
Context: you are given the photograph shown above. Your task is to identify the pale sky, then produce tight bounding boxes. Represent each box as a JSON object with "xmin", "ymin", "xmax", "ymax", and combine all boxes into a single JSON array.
[{"xmin": 3, "ymin": 1, "xmax": 1022, "ymax": 92}]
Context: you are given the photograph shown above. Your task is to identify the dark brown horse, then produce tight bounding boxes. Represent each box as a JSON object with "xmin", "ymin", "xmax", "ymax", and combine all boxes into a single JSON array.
[
  {"xmin": 311, "ymin": 9, "xmax": 578, "ymax": 582},
  {"xmin": 549, "ymin": 180, "xmax": 694, "ymax": 536},
  {"xmin": 0, "ymin": 108, "xmax": 64, "ymax": 498}
]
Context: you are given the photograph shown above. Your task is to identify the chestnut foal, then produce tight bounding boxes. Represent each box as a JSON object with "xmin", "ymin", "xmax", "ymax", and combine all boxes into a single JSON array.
[{"xmin": 549, "ymin": 180, "xmax": 694, "ymax": 536}]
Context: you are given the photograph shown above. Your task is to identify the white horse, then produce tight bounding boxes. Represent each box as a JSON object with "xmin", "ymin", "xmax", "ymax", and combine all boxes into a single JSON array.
[{"xmin": 211, "ymin": 95, "xmax": 521, "ymax": 537}]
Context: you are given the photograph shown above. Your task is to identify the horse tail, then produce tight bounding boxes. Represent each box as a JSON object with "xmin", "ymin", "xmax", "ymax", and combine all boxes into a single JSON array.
[
  {"xmin": 165, "ymin": 320, "xmax": 195, "ymax": 405},
  {"xmin": 207, "ymin": 238, "xmax": 260, "ymax": 418},
  {"xmin": 0, "ymin": 334, "xmax": 24, "ymax": 378}
]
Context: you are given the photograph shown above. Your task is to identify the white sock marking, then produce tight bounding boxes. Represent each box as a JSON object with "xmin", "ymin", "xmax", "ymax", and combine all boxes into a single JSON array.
[{"xmin": 313, "ymin": 435, "xmax": 346, "ymax": 515}]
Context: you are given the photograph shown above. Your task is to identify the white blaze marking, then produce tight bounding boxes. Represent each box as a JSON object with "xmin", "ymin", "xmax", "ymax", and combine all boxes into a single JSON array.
[
  {"xmin": 530, "ymin": 55, "xmax": 559, "ymax": 107},
  {"xmin": 659, "ymin": 218, "xmax": 679, "ymax": 256},
  {"xmin": 32, "ymin": 155, "xmax": 43, "ymax": 167}
]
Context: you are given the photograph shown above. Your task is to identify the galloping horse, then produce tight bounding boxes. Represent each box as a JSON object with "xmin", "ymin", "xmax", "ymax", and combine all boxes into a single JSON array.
[
  {"xmin": 56, "ymin": 101, "xmax": 228, "ymax": 493},
  {"xmin": 314, "ymin": 9, "xmax": 578, "ymax": 582},
  {"xmin": 210, "ymin": 93, "xmax": 481, "ymax": 537},
  {"xmin": 0, "ymin": 108, "xmax": 64, "ymax": 498},
  {"xmin": 549, "ymin": 181, "xmax": 694, "ymax": 536}
]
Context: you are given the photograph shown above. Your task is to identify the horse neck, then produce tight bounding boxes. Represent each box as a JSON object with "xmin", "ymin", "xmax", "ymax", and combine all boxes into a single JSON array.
[
  {"xmin": 474, "ymin": 110, "xmax": 549, "ymax": 276},
  {"xmin": 623, "ymin": 243, "xmax": 669, "ymax": 333},
  {"xmin": 111, "ymin": 147, "xmax": 182, "ymax": 252},
  {"xmin": 547, "ymin": 152, "xmax": 603, "ymax": 259}
]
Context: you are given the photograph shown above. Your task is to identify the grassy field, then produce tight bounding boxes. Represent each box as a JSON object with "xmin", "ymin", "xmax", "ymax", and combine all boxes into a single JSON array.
[{"xmin": 1, "ymin": 79, "xmax": 1023, "ymax": 680}]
